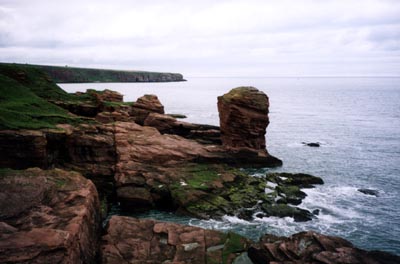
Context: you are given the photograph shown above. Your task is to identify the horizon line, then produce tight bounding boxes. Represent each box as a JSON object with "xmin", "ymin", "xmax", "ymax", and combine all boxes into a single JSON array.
[{"xmin": 186, "ymin": 75, "xmax": 400, "ymax": 78}]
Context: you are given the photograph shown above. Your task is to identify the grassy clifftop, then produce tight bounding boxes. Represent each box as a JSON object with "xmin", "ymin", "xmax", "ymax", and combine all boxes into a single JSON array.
[
  {"xmin": 0, "ymin": 63, "xmax": 185, "ymax": 83},
  {"xmin": 0, "ymin": 64, "xmax": 85, "ymax": 129}
]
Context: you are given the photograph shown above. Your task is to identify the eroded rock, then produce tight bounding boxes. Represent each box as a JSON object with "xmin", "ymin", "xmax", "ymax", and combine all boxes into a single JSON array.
[
  {"xmin": 248, "ymin": 231, "xmax": 400, "ymax": 264},
  {"xmin": 129, "ymin": 94, "xmax": 165, "ymax": 125},
  {"xmin": 218, "ymin": 87, "xmax": 269, "ymax": 150},
  {"xmin": 0, "ymin": 168, "xmax": 101, "ymax": 264},
  {"xmin": 101, "ymin": 216, "xmax": 250, "ymax": 264},
  {"xmin": 218, "ymin": 87, "xmax": 282, "ymax": 167}
]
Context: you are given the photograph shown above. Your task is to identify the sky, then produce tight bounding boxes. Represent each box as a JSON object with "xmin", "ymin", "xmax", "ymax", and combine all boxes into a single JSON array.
[{"xmin": 0, "ymin": 0, "xmax": 399, "ymax": 77}]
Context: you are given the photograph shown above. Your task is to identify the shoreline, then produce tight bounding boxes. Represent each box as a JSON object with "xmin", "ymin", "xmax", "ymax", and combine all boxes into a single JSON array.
[{"xmin": 0, "ymin": 64, "xmax": 399, "ymax": 263}]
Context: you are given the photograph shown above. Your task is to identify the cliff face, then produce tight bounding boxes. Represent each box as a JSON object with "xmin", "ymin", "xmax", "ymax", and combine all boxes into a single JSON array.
[
  {"xmin": 0, "ymin": 62, "xmax": 185, "ymax": 83},
  {"xmin": 31, "ymin": 63, "xmax": 185, "ymax": 83},
  {"xmin": 0, "ymin": 168, "xmax": 100, "ymax": 264}
]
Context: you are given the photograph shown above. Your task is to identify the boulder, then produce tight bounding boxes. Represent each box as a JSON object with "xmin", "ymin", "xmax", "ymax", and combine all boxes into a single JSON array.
[
  {"xmin": 130, "ymin": 94, "xmax": 165, "ymax": 124},
  {"xmin": 135, "ymin": 94, "xmax": 164, "ymax": 114},
  {"xmin": 248, "ymin": 231, "xmax": 400, "ymax": 264},
  {"xmin": 0, "ymin": 168, "xmax": 101, "ymax": 264},
  {"xmin": 101, "ymin": 216, "xmax": 250, "ymax": 264}
]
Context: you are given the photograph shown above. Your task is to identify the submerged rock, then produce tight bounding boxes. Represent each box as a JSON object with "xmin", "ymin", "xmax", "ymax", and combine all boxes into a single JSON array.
[
  {"xmin": 302, "ymin": 142, "xmax": 321, "ymax": 147},
  {"xmin": 101, "ymin": 216, "xmax": 250, "ymax": 264},
  {"xmin": 0, "ymin": 168, "xmax": 101, "ymax": 263},
  {"xmin": 248, "ymin": 231, "xmax": 400, "ymax": 264},
  {"xmin": 166, "ymin": 113, "xmax": 187, "ymax": 119},
  {"xmin": 358, "ymin": 188, "xmax": 379, "ymax": 197}
]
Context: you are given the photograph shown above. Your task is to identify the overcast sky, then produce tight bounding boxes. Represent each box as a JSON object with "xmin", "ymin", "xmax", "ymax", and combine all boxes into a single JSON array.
[{"xmin": 0, "ymin": 0, "xmax": 399, "ymax": 76}]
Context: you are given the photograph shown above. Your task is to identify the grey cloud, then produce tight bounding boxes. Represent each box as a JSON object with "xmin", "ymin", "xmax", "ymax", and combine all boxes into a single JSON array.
[{"xmin": 0, "ymin": 0, "xmax": 399, "ymax": 76}]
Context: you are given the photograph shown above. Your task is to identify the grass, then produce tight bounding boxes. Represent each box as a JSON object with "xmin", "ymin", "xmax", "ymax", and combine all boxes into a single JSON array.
[
  {"xmin": 103, "ymin": 101, "xmax": 134, "ymax": 108},
  {"xmin": 0, "ymin": 63, "xmax": 80, "ymax": 101},
  {"xmin": 0, "ymin": 64, "xmax": 85, "ymax": 129}
]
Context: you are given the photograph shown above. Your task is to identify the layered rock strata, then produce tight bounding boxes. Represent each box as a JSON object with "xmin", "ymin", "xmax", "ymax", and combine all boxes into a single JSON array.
[
  {"xmin": 218, "ymin": 87, "xmax": 269, "ymax": 150},
  {"xmin": 218, "ymin": 87, "xmax": 281, "ymax": 166},
  {"xmin": 0, "ymin": 168, "xmax": 100, "ymax": 263}
]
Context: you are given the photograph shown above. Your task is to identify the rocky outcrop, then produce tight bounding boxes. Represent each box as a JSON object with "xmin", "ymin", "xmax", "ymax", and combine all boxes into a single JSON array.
[
  {"xmin": 144, "ymin": 113, "xmax": 221, "ymax": 144},
  {"xmin": 52, "ymin": 89, "xmax": 123, "ymax": 118},
  {"xmin": 0, "ymin": 123, "xmax": 116, "ymax": 179},
  {"xmin": 101, "ymin": 216, "xmax": 250, "ymax": 264},
  {"xmin": 87, "ymin": 89, "xmax": 123, "ymax": 103},
  {"xmin": 113, "ymin": 122, "xmax": 222, "ymax": 209},
  {"xmin": 0, "ymin": 168, "xmax": 101, "ymax": 263},
  {"xmin": 0, "ymin": 124, "xmax": 116, "ymax": 201},
  {"xmin": 248, "ymin": 231, "xmax": 400, "ymax": 264},
  {"xmin": 129, "ymin": 94, "xmax": 165, "ymax": 125},
  {"xmin": 113, "ymin": 121, "xmax": 322, "ymax": 220},
  {"xmin": 218, "ymin": 87, "xmax": 269, "ymax": 150},
  {"xmin": 101, "ymin": 217, "xmax": 400, "ymax": 264},
  {"xmin": 170, "ymin": 170, "xmax": 323, "ymax": 221},
  {"xmin": 64, "ymin": 124, "xmax": 116, "ymax": 179},
  {"xmin": 218, "ymin": 87, "xmax": 282, "ymax": 166}
]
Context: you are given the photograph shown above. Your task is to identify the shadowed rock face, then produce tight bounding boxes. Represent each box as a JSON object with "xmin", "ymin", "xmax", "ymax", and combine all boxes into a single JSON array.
[
  {"xmin": 248, "ymin": 231, "xmax": 400, "ymax": 264},
  {"xmin": 218, "ymin": 87, "xmax": 269, "ymax": 151},
  {"xmin": 101, "ymin": 216, "xmax": 251, "ymax": 264},
  {"xmin": 0, "ymin": 130, "xmax": 48, "ymax": 169},
  {"xmin": 0, "ymin": 168, "xmax": 100, "ymax": 264}
]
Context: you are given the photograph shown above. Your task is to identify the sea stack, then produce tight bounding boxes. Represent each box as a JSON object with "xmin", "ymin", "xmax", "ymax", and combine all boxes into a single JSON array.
[{"xmin": 218, "ymin": 86, "xmax": 271, "ymax": 147}]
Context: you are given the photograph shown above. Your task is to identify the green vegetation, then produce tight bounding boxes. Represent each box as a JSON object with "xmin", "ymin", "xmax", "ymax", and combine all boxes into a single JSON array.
[
  {"xmin": 102, "ymin": 101, "xmax": 134, "ymax": 108},
  {"xmin": 0, "ymin": 168, "xmax": 15, "ymax": 177},
  {"xmin": 219, "ymin": 86, "xmax": 268, "ymax": 111},
  {"xmin": 186, "ymin": 195, "xmax": 230, "ymax": 213},
  {"xmin": 222, "ymin": 232, "xmax": 248, "ymax": 264},
  {"xmin": 184, "ymin": 164, "xmax": 220, "ymax": 190},
  {"xmin": 0, "ymin": 63, "xmax": 81, "ymax": 101},
  {"xmin": 0, "ymin": 64, "xmax": 85, "ymax": 129}
]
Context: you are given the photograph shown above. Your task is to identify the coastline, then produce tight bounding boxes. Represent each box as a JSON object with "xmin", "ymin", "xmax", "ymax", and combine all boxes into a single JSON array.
[{"xmin": 3, "ymin": 65, "xmax": 400, "ymax": 262}]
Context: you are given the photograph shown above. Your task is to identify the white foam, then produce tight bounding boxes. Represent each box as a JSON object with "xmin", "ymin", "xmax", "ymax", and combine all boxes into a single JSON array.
[
  {"xmin": 222, "ymin": 215, "xmax": 252, "ymax": 224},
  {"xmin": 180, "ymin": 181, "xmax": 187, "ymax": 186},
  {"xmin": 300, "ymin": 186, "xmax": 365, "ymax": 223},
  {"xmin": 265, "ymin": 188, "xmax": 274, "ymax": 194}
]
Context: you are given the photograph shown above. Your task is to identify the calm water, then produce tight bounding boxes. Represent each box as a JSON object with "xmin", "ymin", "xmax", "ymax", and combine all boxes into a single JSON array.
[{"xmin": 60, "ymin": 77, "xmax": 400, "ymax": 254}]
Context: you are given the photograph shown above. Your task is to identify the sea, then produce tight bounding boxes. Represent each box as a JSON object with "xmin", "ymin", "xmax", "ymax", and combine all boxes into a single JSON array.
[{"xmin": 60, "ymin": 77, "xmax": 400, "ymax": 254}]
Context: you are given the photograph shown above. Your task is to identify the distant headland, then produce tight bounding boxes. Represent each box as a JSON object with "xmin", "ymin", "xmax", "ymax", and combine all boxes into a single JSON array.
[{"xmin": 0, "ymin": 62, "xmax": 185, "ymax": 83}]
